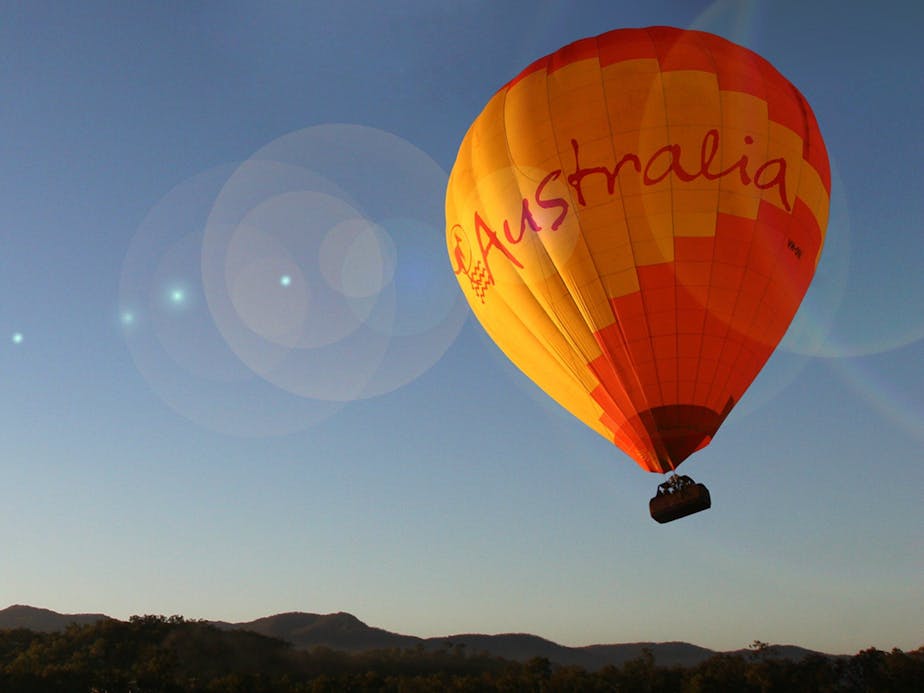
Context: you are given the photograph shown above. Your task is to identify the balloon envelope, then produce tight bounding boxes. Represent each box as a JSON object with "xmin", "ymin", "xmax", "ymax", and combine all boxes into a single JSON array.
[{"xmin": 446, "ymin": 26, "xmax": 830, "ymax": 473}]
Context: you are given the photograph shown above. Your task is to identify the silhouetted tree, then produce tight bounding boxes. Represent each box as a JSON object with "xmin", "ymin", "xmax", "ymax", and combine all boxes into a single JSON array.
[{"xmin": 0, "ymin": 617, "xmax": 921, "ymax": 692}]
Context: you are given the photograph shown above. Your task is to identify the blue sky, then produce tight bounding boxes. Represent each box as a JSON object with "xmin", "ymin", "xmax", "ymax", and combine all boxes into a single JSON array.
[{"xmin": 1, "ymin": 0, "xmax": 921, "ymax": 654}]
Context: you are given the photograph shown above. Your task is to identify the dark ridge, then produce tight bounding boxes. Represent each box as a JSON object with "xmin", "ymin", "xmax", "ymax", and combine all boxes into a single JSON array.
[
  {"xmin": 1, "ymin": 604, "xmax": 839, "ymax": 670},
  {"xmin": 0, "ymin": 605, "xmax": 110, "ymax": 633}
]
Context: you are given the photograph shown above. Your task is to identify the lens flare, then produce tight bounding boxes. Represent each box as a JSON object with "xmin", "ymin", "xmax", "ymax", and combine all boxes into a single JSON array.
[
  {"xmin": 119, "ymin": 166, "xmax": 343, "ymax": 436},
  {"xmin": 202, "ymin": 124, "xmax": 467, "ymax": 402}
]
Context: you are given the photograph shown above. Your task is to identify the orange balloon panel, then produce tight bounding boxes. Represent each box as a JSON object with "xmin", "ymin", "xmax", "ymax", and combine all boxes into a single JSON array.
[{"xmin": 446, "ymin": 27, "xmax": 830, "ymax": 473}]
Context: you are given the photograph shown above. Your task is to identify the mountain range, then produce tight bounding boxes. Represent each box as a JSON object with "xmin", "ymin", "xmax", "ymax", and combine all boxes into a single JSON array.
[{"xmin": 0, "ymin": 605, "xmax": 828, "ymax": 671}]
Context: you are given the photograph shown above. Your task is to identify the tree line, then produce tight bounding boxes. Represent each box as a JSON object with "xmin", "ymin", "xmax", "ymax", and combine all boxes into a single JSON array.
[{"xmin": 0, "ymin": 615, "xmax": 920, "ymax": 692}]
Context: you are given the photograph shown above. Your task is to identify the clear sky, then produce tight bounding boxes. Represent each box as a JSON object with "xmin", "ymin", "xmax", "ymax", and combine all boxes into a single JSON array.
[{"xmin": 1, "ymin": 0, "xmax": 921, "ymax": 655}]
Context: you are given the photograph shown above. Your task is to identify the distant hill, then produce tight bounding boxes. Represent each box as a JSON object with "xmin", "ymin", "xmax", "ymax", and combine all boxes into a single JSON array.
[
  {"xmin": 215, "ymin": 613, "xmax": 825, "ymax": 669},
  {"xmin": 212, "ymin": 611, "xmax": 421, "ymax": 652},
  {"xmin": 1, "ymin": 605, "xmax": 828, "ymax": 670},
  {"xmin": 0, "ymin": 605, "xmax": 110, "ymax": 632},
  {"xmin": 433, "ymin": 635, "xmax": 720, "ymax": 670}
]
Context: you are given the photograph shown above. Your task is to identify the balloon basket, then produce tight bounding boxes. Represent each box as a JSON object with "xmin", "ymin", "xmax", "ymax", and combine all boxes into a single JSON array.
[{"xmin": 649, "ymin": 474, "xmax": 711, "ymax": 523}]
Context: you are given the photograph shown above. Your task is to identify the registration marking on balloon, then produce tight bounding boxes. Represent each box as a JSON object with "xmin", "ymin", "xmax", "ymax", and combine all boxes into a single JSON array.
[{"xmin": 446, "ymin": 27, "xmax": 830, "ymax": 474}]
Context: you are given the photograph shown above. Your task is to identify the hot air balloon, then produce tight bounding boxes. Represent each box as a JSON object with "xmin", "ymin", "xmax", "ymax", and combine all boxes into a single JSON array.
[{"xmin": 445, "ymin": 26, "xmax": 830, "ymax": 522}]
